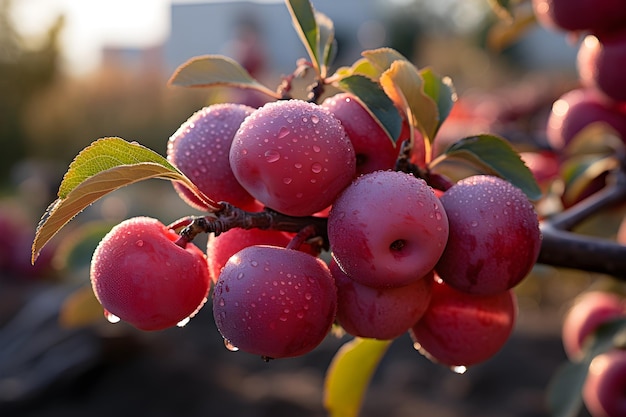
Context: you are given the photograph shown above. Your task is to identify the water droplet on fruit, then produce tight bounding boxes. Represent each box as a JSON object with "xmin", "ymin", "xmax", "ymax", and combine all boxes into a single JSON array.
[
  {"xmin": 177, "ymin": 317, "xmax": 191, "ymax": 327},
  {"xmin": 218, "ymin": 297, "xmax": 225, "ymax": 307},
  {"xmin": 311, "ymin": 163, "xmax": 322, "ymax": 173},
  {"xmin": 304, "ymin": 292, "xmax": 312, "ymax": 300},
  {"xmin": 435, "ymin": 212, "xmax": 442, "ymax": 221},
  {"xmin": 104, "ymin": 310, "xmax": 120, "ymax": 324},
  {"xmin": 283, "ymin": 177, "xmax": 292, "ymax": 184},
  {"xmin": 264, "ymin": 150, "xmax": 280, "ymax": 163},
  {"xmin": 135, "ymin": 240, "xmax": 144, "ymax": 247},
  {"xmin": 237, "ymin": 272, "xmax": 245, "ymax": 280},
  {"xmin": 312, "ymin": 145, "xmax": 321, "ymax": 153},
  {"xmin": 278, "ymin": 126, "xmax": 290, "ymax": 138},
  {"xmin": 279, "ymin": 315, "xmax": 288, "ymax": 322},
  {"xmin": 451, "ymin": 365, "xmax": 467, "ymax": 374},
  {"xmin": 470, "ymin": 220, "xmax": 479, "ymax": 227},
  {"xmin": 224, "ymin": 339, "xmax": 239, "ymax": 352},
  {"xmin": 250, "ymin": 260, "xmax": 259, "ymax": 267}
]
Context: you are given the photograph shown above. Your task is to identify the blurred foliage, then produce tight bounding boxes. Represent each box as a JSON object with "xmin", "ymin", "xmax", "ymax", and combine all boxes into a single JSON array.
[
  {"xmin": 0, "ymin": 0, "xmax": 61, "ymax": 187},
  {"xmin": 0, "ymin": 0, "xmax": 209, "ymax": 194}
]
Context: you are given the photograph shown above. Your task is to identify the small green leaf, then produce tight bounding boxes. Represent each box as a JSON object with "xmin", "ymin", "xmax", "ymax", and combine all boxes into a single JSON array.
[
  {"xmin": 334, "ymin": 58, "xmax": 380, "ymax": 80},
  {"xmin": 316, "ymin": 11, "xmax": 335, "ymax": 75},
  {"xmin": 286, "ymin": 0, "xmax": 320, "ymax": 69},
  {"xmin": 337, "ymin": 75, "xmax": 403, "ymax": 144},
  {"xmin": 168, "ymin": 54, "xmax": 279, "ymax": 99},
  {"xmin": 379, "ymin": 60, "xmax": 439, "ymax": 143},
  {"xmin": 324, "ymin": 338, "xmax": 391, "ymax": 417},
  {"xmin": 32, "ymin": 138, "xmax": 219, "ymax": 263},
  {"xmin": 547, "ymin": 318, "xmax": 626, "ymax": 417},
  {"xmin": 420, "ymin": 67, "xmax": 457, "ymax": 136},
  {"xmin": 435, "ymin": 135, "xmax": 542, "ymax": 201}
]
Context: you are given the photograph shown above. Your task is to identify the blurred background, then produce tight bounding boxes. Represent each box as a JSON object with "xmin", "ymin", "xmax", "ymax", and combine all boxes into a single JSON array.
[{"xmin": 0, "ymin": 0, "xmax": 606, "ymax": 416}]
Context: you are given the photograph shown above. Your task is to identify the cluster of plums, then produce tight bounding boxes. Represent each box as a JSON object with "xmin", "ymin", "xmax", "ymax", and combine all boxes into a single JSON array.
[
  {"xmin": 90, "ymin": 94, "xmax": 541, "ymax": 368},
  {"xmin": 534, "ymin": 0, "xmax": 626, "ymax": 154},
  {"xmin": 561, "ymin": 290, "xmax": 626, "ymax": 417}
]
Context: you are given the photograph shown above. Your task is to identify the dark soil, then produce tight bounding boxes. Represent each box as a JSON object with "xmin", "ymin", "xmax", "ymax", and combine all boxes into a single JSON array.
[{"xmin": 0, "ymin": 274, "xmax": 593, "ymax": 417}]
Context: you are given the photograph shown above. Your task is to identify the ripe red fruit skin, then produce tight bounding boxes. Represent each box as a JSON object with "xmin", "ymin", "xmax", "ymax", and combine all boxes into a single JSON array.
[
  {"xmin": 435, "ymin": 175, "xmax": 541, "ymax": 295},
  {"xmin": 167, "ymin": 103, "xmax": 257, "ymax": 211},
  {"xmin": 532, "ymin": 0, "xmax": 626, "ymax": 34},
  {"xmin": 578, "ymin": 33, "xmax": 626, "ymax": 103},
  {"xmin": 545, "ymin": 88, "xmax": 626, "ymax": 150},
  {"xmin": 562, "ymin": 291, "xmax": 625, "ymax": 361},
  {"xmin": 320, "ymin": 93, "xmax": 399, "ymax": 176},
  {"xmin": 330, "ymin": 260, "xmax": 433, "ymax": 340},
  {"xmin": 583, "ymin": 349, "xmax": 626, "ymax": 417},
  {"xmin": 206, "ymin": 228, "xmax": 292, "ymax": 284},
  {"xmin": 328, "ymin": 170, "xmax": 449, "ymax": 288},
  {"xmin": 410, "ymin": 279, "xmax": 517, "ymax": 367},
  {"xmin": 90, "ymin": 217, "xmax": 210, "ymax": 331},
  {"xmin": 212, "ymin": 245, "xmax": 337, "ymax": 359},
  {"xmin": 229, "ymin": 99, "xmax": 356, "ymax": 216}
]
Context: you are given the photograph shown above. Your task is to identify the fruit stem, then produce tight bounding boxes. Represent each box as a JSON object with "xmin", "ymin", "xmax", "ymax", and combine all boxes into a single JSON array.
[
  {"xmin": 286, "ymin": 224, "xmax": 317, "ymax": 250},
  {"xmin": 175, "ymin": 202, "xmax": 329, "ymax": 249}
]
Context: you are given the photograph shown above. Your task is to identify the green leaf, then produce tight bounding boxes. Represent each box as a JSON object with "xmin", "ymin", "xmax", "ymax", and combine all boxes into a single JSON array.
[
  {"xmin": 324, "ymin": 338, "xmax": 391, "ymax": 417},
  {"xmin": 285, "ymin": 0, "xmax": 320, "ymax": 69},
  {"xmin": 32, "ymin": 138, "xmax": 219, "ymax": 263},
  {"xmin": 420, "ymin": 67, "xmax": 457, "ymax": 137},
  {"xmin": 168, "ymin": 54, "xmax": 279, "ymax": 99},
  {"xmin": 379, "ymin": 60, "xmax": 439, "ymax": 143},
  {"xmin": 316, "ymin": 11, "xmax": 335, "ymax": 75},
  {"xmin": 337, "ymin": 75, "xmax": 403, "ymax": 144},
  {"xmin": 547, "ymin": 318, "xmax": 626, "ymax": 417},
  {"xmin": 435, "ymin": 134, "xmax": 542, "ymax": 201}
]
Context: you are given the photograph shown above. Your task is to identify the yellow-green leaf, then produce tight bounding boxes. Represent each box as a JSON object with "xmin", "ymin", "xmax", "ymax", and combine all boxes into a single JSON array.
[
  {"xmin": 380, "ymin": 60, "xmax": 439, "ymax": 142},
  {"xmin": 168, "ymin": 54, "xmax": 279, "ymax": 99},
  {"xmin": 324, "ymin": 338, "xmax": 391, "ymax": 417},
  {"xmin": 32, "ymin": 138, "xmax": 219, "ymax": 263},
  {"xmin": 362, "ymin": 47, "xmax": 409, "ymax": 73}
]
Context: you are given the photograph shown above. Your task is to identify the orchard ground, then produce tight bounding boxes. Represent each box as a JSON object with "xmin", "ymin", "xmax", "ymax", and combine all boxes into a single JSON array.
[{"xmin": 0, "ymin": 178, "xmax": 613, "ymax": 417}]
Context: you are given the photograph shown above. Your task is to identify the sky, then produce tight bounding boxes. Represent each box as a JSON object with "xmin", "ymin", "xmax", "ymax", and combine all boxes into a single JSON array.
[{"xmin": 11, "ymin": 0, "xmax": 174, "ymax": 74}]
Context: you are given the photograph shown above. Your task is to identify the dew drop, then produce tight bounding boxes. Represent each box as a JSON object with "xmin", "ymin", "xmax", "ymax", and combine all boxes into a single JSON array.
[
  {"xmin": 311, "ymin": 115, "xmax": 319, "ymax": 124},
  {"xmin": 264, "ymin": 149, "xmax": 280, "ymax": 163},
  {"xmin": 278, "ymin": 126, "xmax": 290, "ymax": 138},
  {"xmin": 435, "ymin": 212, "xmax": 442, "ymax": 221},
  {"xmin": 451, "ymin": 365, "xmax": 467, "ymax": 374},
  {"xmin": 294, "ymin": 162, "xmax": 303, "ymax": 169},
  {"xmin": 311, "ymin": 162, "xmax": 322, "ymax": 173},
  {"xmin": 224, "ymin": 339, "xmax": 239, "ymax": 352},
  {"xmin": 297, "ymin": 311, "xmax": 305, "ymax": 319},
  {"xmin": 250, "ymin": 260, "xmax": 259, "ymax": 267},
  {"xmin": 304, "ymin": 292, "xmax": 312, "ymax": 300},
  {"xmin": 279, "ymin": 315, "xmax": 288, "ymax": 322},
  {"xmin": 104, "ymin": 310, "xmax": 120, "ymax": 324},
  {"xmin": 237, "ymin": 272, "xmax": 245, "ymax": 280},
  {"xmin": 470, "ymin": 220, "xmax": 479, "ymax": 227},
  {"xmin": 312, "ymin": 145, "xmax": 321, "ymax": 153},
  {"xmin": 218, "ymin": 297, "xmax": 225, "ymax": 307},
  {"xmin": 135, "ymin": 240, "xmax": 144, "ymax": 247},
  {"xmin": 177, "ymin": 317, "xmax": 191, "ymax": 327},
  {"xmin": 283, "ymin": 177, "xmax": 292, "ymax": 184}
]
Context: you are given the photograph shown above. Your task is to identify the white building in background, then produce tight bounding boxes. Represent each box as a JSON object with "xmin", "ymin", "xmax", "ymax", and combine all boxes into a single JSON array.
[{"xmin": 164, "ymin": 0, "xmax": 390, "ymax": 77}]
